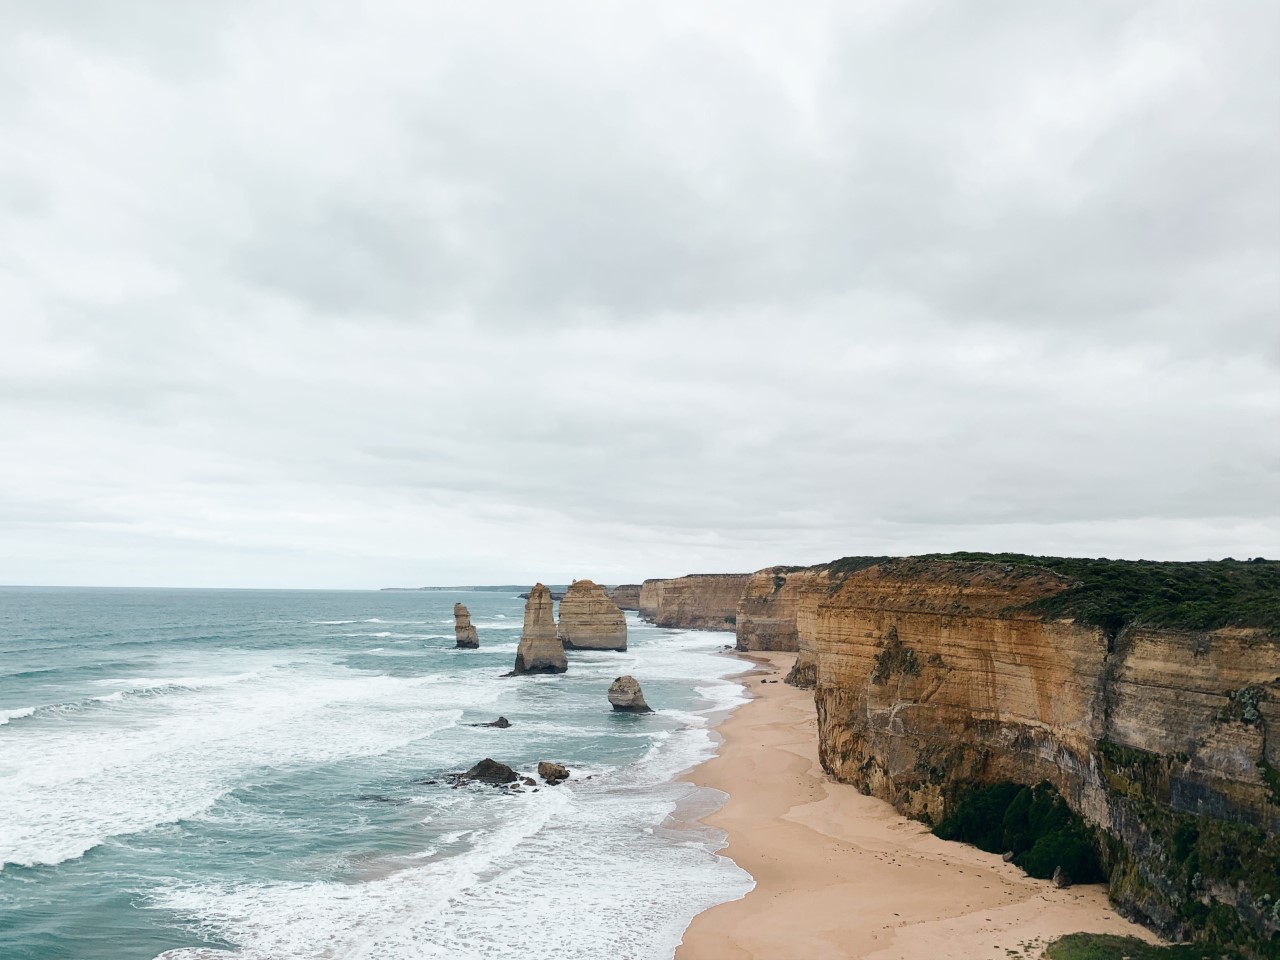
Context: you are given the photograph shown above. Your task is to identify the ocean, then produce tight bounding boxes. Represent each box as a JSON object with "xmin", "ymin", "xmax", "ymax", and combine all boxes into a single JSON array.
[{"xmin": 0, "ymin": 587, "xmax": 754, "ymax": 960}]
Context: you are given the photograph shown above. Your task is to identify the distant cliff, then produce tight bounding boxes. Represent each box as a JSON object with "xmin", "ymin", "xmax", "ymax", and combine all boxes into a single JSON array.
[
  {"xmin": 799, "ymin": 555, "xmax": 1279, "ymax": 954},
  {"xmin": 608, "ymin": 584, "xmax": 642, "ymax": 610},
  {"xmin": 638, "ymin": 574, "xmax": 750, "ymax": 631}
]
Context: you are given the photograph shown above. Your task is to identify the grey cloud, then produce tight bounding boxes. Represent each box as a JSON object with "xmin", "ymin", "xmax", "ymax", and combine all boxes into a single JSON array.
[{"xmin": 0, "ymin": 1, "xmax": 1276, "ymax": 587}]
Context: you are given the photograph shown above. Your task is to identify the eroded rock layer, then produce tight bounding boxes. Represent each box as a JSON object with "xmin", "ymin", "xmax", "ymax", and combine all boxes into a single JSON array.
[
  {"xmin": 638, "ymin": 573, "xmax": 750, "ymax": 631},
  {"xmin": 558, "ymin": 579, "xmax": 627, "ymax": 651},
  {"xmin": 810, "ymin": 558, "xmax": 1280, "ymax": 949},
  {"xmin": 608, "ymin": 584, "xmax": 642, "ymax": 610},
  {"xmin": 513, "ymin": 583, "xmax": 567, "ymax": 674}
]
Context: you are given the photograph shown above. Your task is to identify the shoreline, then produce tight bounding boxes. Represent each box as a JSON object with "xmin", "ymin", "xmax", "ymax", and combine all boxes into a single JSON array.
[{"xmin": 674, "ymin": 650, "xmax": 1161, "ymax": 960}]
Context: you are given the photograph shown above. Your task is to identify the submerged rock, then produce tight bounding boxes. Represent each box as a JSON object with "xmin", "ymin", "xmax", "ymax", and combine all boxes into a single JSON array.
[
  {"xmin": 538, "ymin": 761, "xmax": 570, "ymax": 785},
  {"xmin": 512, "ymin": 583, "xmax": 567, "ymax": 674},
  {"xmin": 608, "ymin": 675, "xmax": 653, "ymax": 713},
  {"xmin": 469, "ymin": 716, "xmax": 512, "ymax": 728},
  {"xmin": 558, "ymin": 579, "xmax": 627, "ymax": 652},
  {"xmin": 454, "ymin": 603, "xmax": 480, "ymax": 649}
]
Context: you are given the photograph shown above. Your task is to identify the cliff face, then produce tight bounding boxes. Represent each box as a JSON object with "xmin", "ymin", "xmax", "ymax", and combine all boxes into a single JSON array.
[
  {"xmin": 557, "ymin": 579, "xmax": 627, "ymax": 651},
  {"xmin": 639, "ymin": 574, "xmax": 750, "ymax": 631},
  {"xmin": 736, "ymin": 566, "xmax": 838, "ymax": 653},
  {"xmin": 608, "ymin": 584, "xmax": 642, "ymax": 610},
  {"xmin": 810, "ymin": 559, "xmax": 1280, "ymax": 948},
  {"xmin": 513, "ymin": 583, "xmax": 567, "ymax": 674},
  {"xmin": 638, "ymin": 579, "xmax": 665, "ymax": 622}
]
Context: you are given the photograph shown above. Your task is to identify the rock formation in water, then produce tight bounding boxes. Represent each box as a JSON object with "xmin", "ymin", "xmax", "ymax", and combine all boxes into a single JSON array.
[
  {"xmin": 538, "ymin": 760, "xmax": 569, "ymax": 784},
  {"xmin": 557, "ymin": 579, "xmax": 627, "ymax": 651},
  {"xmin": 803, "ymin": 555, "xmax": 1279, "ymax": 952},
  {"xmin": 449, "ymin": 758, "xmax": 518, "ymax": 785},
  {"xmin": 638, "ymin": 574, "xmax": 750, "ymax": 631},
  {"xmin": 512, "ymin": 583, "xmax": 568, "ymax": 674},
  {"xmin": 607, "ymin": 584, "xmax": 642, "ymax": 610},
  {"xmin": 453, "ymin": 603, "xmax": 480, "ymax": 649},
  {"xmin": 608, "ymin": 675, "xmax": 653, "ymax": 713}
]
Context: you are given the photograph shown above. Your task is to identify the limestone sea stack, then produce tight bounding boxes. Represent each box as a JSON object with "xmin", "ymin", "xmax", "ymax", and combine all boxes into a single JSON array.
[
  {"xmin": 608, "ymin": 675, "xmax": 652, "ymax": 713},
  {"xmin": 454, "ymin": 603, "xmax": 480, "ymax": 649},
  {"xmin": 512, "ymin": 583, "xmax": 567, "ymax": 674},
  {"xmin": 557, "ymin": 579, "xmax": 627, "ymax": 652}
]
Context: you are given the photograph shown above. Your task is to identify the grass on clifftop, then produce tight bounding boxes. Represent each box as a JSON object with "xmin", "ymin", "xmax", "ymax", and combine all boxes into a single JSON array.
[
  {"xmin": 1042, "ymin": 933, "xmax": 1243, "ymax": 959},
  {"xmin": 919, "ymin": 553, "xmax": 1280, "ymax": 634}
]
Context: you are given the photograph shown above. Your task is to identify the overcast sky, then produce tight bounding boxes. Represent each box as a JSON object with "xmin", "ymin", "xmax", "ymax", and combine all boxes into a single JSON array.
[{"xmin": 1, "ymin": 1, "xmax": 1277, "ymax": 589}]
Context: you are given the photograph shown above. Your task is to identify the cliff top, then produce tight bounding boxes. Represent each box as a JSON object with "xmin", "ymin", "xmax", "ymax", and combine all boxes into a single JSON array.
[{"xmin": 913, "ymin": 552, "xmax": 1280, "ymax": 635}]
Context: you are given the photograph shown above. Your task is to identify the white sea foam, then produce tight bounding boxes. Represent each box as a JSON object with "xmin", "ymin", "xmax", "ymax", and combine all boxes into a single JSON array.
[
  {"xmin": 0, "ymin": 706, "xmax": 35, "ymax": 725},
  {"xmin": 0, "ymin": 666, "xmax": 503, "ymax": 871},
  {"xmin": 152, "ymin": 771, "xmax": 750, "ymax": 960}
]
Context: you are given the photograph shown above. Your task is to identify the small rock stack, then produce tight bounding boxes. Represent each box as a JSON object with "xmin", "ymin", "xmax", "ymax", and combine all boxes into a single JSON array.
[
  {"xmin": 608, "ymin": 675, "xmax": 653, "ymax": 713},
  {"xmin": 454, "ymin": 603, "xmax": 480, "ymax": 649}
]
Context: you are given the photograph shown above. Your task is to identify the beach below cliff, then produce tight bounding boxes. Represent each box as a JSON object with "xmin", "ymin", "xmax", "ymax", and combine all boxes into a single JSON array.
[{"xmin": 675, "ymin": 651, "xmax": 1162, "ymax": 960}]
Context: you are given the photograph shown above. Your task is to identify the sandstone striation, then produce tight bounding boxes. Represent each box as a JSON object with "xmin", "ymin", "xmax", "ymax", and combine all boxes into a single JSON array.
[
  {"xmin": 608, "ymin": 584, "xmax": 642, "ymax": 610},
  {"xmin": 453, "ymin": 602, "xmax": 480, "ymax": 649},
  {"xmin": 557, "ymin": 579, "xmax": 627, "ymax": 651},
  {"xmin": 807, "ymin": 556, "xmax": 1280, "ymax": 950},
  {"xmin": 638, "ymin": 573, "xmax": 750, "ymax": 631},
  {"xmin": 608, "ymin": 675, "xmax": 653, "ymax": 713},
  {"xmin": 512, "ymin": 583, "xmax": 567, "ymax": 674}
]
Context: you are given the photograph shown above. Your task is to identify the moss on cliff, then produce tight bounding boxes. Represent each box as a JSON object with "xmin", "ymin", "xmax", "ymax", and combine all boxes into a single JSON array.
[{"xmin": 919, "ymin": 553, "xmax": 1280, "ymax": 633}]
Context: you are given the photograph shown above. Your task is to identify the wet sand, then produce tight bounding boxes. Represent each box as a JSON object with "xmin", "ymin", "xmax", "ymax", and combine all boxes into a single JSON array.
[{"xmin": 675, "ymin": 651, "xmax": 1160, "ymax": 960}]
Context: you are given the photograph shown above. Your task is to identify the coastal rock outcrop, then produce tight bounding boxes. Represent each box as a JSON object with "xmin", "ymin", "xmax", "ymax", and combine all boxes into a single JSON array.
[
  {"xmin": 512, "ymin": 583, "xmax": 568, "ymax": 674},
  {"xmin": 809, "ymin": 556, "xmax": 1280, "ymax": 950},
  {"xmin": 557, "ymin": 579, "xmax": 627, "ymax": 651},
  {"xmin": 608, "ymin": 675, "xmax": 653, "ymax": 713},
  {"xmin": 449, "ymin": 758, "xmax": 518, "ymax": 785},
  {"xmin": 638, "ymin": 574, "xmax": 750, "ymax": 631},
  {"xmin": 453, "ymin": 603, "xmax": 480, "ymax": 649},
  {"xmin": 538, "ymin": 761, "xmax": 569, "ymax": 784},
  {"xmin": 608, "ymin": 584, "xmax": 642, "ymax": 610}
]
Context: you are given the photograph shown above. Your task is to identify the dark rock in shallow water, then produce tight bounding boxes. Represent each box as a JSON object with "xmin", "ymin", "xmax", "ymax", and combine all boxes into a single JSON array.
[
  {"xmin": 538, "ymin": 761, "xmax": 570, "ymax": 785},
  {"xmin": 608, "ymin": 675, "xmax": 653, "ymax": 713},
  {"xmin": 447, "ymin": 758, "xmax": 518, "ymax": 785},
  {"xmin": 469, "ymin": 716, "xmax": 511, "ymax": 728}
]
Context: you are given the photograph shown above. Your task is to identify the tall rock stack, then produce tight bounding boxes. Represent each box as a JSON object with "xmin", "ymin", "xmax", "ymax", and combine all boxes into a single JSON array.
[
  {"xmin": 453, "ymin": 603, "xmax": 480, "ymax": 649},
  {"xmin": 558, "ymin": 579, "xmax": 627, "ymax": 651},
  {"xmin": 513, "ymin": 583, "xmax": 568, "ymax": 674}
]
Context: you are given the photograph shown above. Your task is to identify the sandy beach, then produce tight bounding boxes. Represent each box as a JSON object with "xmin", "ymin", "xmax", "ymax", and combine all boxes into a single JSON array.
[{"xmin": 675, "ymin": 651, "xmax": 1162, "ymax": 960}]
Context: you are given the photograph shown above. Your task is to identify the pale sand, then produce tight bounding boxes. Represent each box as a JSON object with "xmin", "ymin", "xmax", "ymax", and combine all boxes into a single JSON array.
[{"xmin": 675, "ymin": 651, "xmax": 1161, "ymax": 960}]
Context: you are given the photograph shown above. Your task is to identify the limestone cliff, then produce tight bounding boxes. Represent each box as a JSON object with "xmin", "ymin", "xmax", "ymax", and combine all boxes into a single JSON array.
[
  {"xmin": 736, "ymin": 559, "xmax": 888, "ymax": 664},
  {"xmin": 512, "ymin": 583, "xmax": 567, "ymax": 674},
  {"xmin": 607, "ymin": 584, "xmax": 642, "ymax": 610},
  {"xmin": 557, "ymin": 579, "xmax": 627, "ymax": 651},
  {"xmin": 638, "ymin": 573, "xmax": 750, "ymax": 631},
  {"xmin": 453, "ymin": 603, "xmax": 480, "ymax": 649},
  {"xmin": 809, "ymin": 557, "xmax": 1280, "ymax": 951}
]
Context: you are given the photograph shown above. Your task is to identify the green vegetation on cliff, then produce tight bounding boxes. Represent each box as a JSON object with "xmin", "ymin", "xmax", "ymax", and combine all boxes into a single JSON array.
[
  {"xmin": 933, "ymin": 781, "xmax": 1105, "ymax": 884},
  {"xmin": 1044, "ymin": 933, "xmax": 1242, "ymax": 959},
  {"xmin": 920, "ymin": 553, "xmax": 1280, "ymax": 633}
]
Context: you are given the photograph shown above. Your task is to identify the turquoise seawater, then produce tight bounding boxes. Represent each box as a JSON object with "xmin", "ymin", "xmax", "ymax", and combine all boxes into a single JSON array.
[{"xmin": 0, "ymin": 587, "xmax": 753, "ymax": 960}]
